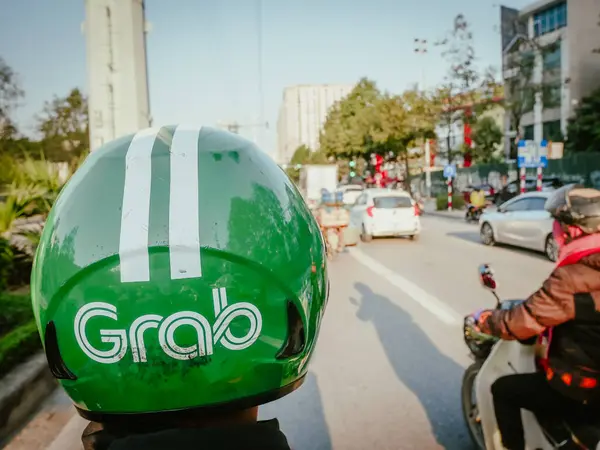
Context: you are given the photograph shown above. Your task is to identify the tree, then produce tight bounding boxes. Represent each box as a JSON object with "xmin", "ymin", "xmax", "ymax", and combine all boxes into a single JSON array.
[
  {"xmin": 285, "ymin": 144, "xmax": 329, "ymax": 182},
  {"xmin": 434, "ymin": 14, "xmax": 496, "ymax": 165},
  {"xmin": 0, "ymin": 57, "xmax": 24, "ymax": 138},
  {"xmin": 37, "ymin": 88, "xmax": 89, "ymax": 161},
  {"xmin": 319, "ymin": 78, "xmax": 382, "ymax": 159},
  {"xmin": 365, "ymin": 90, "xmax": 436, "ymax": 194},
  {"xmin": 472, "ymin": 116, "xmax": 503, "ymax": 163},
  {"xmin": 290, "ymin": 144, "xmax": 311, "ymax": 165},
  {"xmin": 565, "ymin": 87, "xmax": 600, "ymax": 153}
]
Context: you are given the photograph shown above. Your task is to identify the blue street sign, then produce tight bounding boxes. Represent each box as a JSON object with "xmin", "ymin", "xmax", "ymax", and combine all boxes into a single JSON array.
[
  {"xmin": 443, "ymin": 164, "xmax": 457, "ymax": 179},
  {"xmin": 517, "ymin": 140, "xmax": 548, "ymax": 168}
]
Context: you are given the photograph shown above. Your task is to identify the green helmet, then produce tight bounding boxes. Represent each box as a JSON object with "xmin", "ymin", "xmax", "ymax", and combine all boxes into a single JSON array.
[{"xmin": 31, "ymin": 125, "xmax": 328, "ymax": 423}]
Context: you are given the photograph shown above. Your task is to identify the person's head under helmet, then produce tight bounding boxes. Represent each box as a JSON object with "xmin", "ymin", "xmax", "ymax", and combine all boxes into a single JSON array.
[
  {"xmin": 545, "ymin": 184, "xmax": 600, "ymax": 263},
  {"xmin": 31, "ymin": 126, "xmax": 329, "ymax": 449}
]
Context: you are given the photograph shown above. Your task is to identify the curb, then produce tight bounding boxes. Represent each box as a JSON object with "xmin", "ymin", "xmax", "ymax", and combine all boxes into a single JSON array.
[
  {"xmin": 0, "ymin": 353, "xmax": 57, "ymax": 444},
  {"xmin": 423, "ymin": 211, "xmax": 466, "ymax": 221}
]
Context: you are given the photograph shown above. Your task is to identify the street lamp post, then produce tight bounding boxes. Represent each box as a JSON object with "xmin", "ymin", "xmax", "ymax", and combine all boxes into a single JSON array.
[
  {"xmin": 413, "ymin": 38, "xmax": 428, "ymax": 92},
  {"xmin": 414, "ymin": 38, "xmax": 431, "ymax": 197}
]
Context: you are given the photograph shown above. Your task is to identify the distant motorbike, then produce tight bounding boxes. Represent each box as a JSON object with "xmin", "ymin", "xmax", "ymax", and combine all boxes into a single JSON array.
[
  {"xmin": 465, "ymin": 204, "xmax": 485, "ymax": 222},
  {"xmin": 462, "ymin": 264, "xmax": 600, "ymax": 450}
]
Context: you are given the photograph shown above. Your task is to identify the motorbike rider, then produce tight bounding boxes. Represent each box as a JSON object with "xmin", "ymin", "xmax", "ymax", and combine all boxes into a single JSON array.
[
  {"xmin": 470, "ymin": 184, "xmax": 600, "ymax": 450},
  {"xmin": 467, "ymin": 187, "xmax": 487, "ymax": 219},
  {"xmin": 495, "ymin": 174, "xmax": 514, "ymax": 206},
  {"xmin": 31, "ymin": 126, "xmax": 329, "ymax": 450}
]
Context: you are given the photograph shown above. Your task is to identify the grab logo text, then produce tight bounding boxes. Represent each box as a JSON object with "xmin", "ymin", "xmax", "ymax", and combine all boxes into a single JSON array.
[{"xmin": 74, "ymin": 288, "xmax": 262, "ymax": 364}]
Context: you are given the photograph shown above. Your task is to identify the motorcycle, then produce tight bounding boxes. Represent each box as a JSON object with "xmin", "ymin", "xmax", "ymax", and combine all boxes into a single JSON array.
[
  {"xmin": 461, "ymin": 264, "xmax": 600, "ymax": 450},
  {"xmin": 465, "ymin": 204, "xmax": 485, "ymax": 223}
]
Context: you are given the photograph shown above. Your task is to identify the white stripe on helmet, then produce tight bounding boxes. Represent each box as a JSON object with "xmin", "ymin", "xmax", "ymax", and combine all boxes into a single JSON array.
[
  {"xmin": 119, "ymin": 127, "xmax": 160, "ymax": 283},
  {"xmin": 169, "ymin": 124, "xmax": 203, "ymax": 280}
]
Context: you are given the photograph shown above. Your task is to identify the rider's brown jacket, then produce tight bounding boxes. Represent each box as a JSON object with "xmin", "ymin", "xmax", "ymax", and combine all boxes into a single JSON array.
[{"xmin": 479, "ymin": 253, "xmax": 600, "ymax": 340}]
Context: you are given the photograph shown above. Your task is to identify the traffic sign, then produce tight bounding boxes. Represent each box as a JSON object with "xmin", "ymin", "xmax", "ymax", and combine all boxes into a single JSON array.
[
  {"xmin": 443, "ymin": 164, "xmax": 457, "ymax": 179},
  {"xmin": 517, "ymin": 140, "xmax": 548, "ymax": 168}
]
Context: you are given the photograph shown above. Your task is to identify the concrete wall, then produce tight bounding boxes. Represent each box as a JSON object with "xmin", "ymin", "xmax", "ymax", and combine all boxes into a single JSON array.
[
  {"xmin": 84, "ymin": 0, "xmax": 151, "ymax": 152},
  {"xmin": 566, "ymin": 0, "xmax": 600, "ymax": 107}
]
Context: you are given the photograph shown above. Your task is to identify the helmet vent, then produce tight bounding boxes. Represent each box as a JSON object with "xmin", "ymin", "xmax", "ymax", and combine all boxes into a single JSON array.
[
  {"xmin": 44, "ymin": 321, "xmax": 77, "ymax": 380},
  {"xmin": 276, "ymin": 301, "xmax": 306, "ymax": 359}
]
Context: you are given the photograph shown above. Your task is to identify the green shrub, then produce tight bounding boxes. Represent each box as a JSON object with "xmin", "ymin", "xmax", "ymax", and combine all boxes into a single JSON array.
[
  {"xmin": 0, "ymin": 320, "xmax": 41, "ymax": 375},
  {"xmin": 436, "ymin": 193, "xmax": 466, "ymax": 211},
  {"xmin": 7, "ymin": 246, "xmax": 34, "ymax": 287},
  {"xmin": 0, "ymin": 238, "xmax": 13, "ymax": 291},
  {"xmin": 0, "ymin": 291, "xmax": 33, "ymax": 334}
]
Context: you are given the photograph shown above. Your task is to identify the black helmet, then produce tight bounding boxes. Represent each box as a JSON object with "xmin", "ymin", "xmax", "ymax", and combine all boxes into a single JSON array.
[{"xmin": 545, "ymin": 184, "xmax": 600, "ymax": 233}]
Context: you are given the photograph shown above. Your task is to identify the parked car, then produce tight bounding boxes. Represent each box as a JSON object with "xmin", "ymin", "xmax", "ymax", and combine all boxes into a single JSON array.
[
  {"xmin": 479, "ymin": 191, "xmax": 557, "ymax": 261},
  {"xmin": 336, "ymin": 184, "xmax": 364, "ymax": 206},
  {"xmin": 494, "ymin": 176, "xmax": 563, "ymax": 205},
  {"xmin": 350, "ymin": 188, "xmax": 420, "ymax": 242}
]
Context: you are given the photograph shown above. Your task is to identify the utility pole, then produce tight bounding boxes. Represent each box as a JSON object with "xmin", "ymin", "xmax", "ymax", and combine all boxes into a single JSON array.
[
  {"xmin": 255, "ymin": 0, "xmax": 265, "ymax": 148},
  {"xmin": 413, "ymin": 38, "xmax": 428, "ymax": 92},
  {"xmin": 414, "ymin": 38, "xmax": 431, "ymax": 197}
]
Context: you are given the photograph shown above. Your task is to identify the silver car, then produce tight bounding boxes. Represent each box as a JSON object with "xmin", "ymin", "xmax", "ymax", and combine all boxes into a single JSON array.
[{"xmin": 478, "ymin": 191, "xmax": 558, "ymax": 261}]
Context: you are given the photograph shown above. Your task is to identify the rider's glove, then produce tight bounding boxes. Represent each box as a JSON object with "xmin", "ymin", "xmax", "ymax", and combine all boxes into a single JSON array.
[{"xmin": 470, "ymin": 308, "xmax": 492, "ymax": 328}]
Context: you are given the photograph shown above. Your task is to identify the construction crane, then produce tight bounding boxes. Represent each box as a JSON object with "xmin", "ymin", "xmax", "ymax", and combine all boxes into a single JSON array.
[{"xmin": 217, "ymin": 121, "xmax": 269, "ymax": 135}]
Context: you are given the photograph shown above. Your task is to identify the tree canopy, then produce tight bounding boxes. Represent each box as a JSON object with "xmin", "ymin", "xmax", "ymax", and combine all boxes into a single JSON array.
[
  {"xmin": 36, "ymin": 88, "xmax": 89, "ymax": 160},
  {"xmin": 472, "ymin": 116, "xmax": 503, "ymax": 163},
  {"xmin": 0, "ymin": 57, "xmax": 89, "ymax": 167},
  {"xmin": 565, "ymin": 87, "xmax": 600, "ymax": 154}
]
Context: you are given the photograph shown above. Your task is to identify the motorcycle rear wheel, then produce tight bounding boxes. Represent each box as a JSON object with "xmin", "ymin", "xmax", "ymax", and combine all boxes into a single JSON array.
[{"xmin": 462, "ymin": 362, "xmax": 486, "ymax": 450}]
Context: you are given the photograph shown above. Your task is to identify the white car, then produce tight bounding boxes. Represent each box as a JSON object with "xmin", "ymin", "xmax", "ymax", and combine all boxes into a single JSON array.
[
  {"xmin": 350, "ymin": 189, "xmax": 421, "ymax": 242},
  {"xmin": 336, "ymin": 184, "xmax": 364, "ymax": 206},
  {"xmin": 478, "ymin": 191, "xmax": 557, "ymax": 261}
]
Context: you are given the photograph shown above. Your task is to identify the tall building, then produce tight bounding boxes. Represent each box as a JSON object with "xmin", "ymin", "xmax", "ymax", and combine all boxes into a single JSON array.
[
  {"xmin": 276, "ymin": 84, "xmax": 355, "ymax": 164},
  {"xmin": 500, "ymin": 0, "xmax": 600, "ymax": 153},
  {"xmin": 84, "ymin": 0, "xmax": 152, "ymax": 151}
]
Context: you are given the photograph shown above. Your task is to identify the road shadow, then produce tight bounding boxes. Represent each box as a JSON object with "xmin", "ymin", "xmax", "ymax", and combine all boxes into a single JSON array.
[
  {"xmin": 260, "ymin": 371, "xmax": 332, "ymax": 450},
  {"xmin": 351, "ymin": 282, "xmax": 471, "ymax": 450},
  {"xmin": 446, "ymin": 231, "xmax": 550, "ymax": 262}
]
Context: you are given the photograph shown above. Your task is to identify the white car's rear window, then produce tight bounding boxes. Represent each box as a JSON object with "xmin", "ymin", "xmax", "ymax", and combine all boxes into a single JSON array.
[{"xmin": 374, "ymin": 196, "xmax": 412, "ymax": 208}]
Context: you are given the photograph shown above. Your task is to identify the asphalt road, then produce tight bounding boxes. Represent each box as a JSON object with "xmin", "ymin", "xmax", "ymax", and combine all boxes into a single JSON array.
[{"xmin": 6, "ymin": 216, "xmax": 554, "ymax": 450}]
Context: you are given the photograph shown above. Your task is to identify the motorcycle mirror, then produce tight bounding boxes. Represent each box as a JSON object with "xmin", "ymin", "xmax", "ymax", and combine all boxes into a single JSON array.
[{"xmin": 478, "ymin": 264, "xmax": 497, "ymax": 291}]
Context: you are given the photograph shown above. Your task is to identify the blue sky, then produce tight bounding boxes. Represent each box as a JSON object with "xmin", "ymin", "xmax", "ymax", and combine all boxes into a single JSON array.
[{"xmin": 0, "ymin": 0, "xmax": 531, "ymax": 156}]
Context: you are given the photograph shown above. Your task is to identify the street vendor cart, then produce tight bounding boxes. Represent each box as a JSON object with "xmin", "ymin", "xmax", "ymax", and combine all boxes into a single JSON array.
[{"xmin": 314, "ymin": 200, "xmax": 350, "ymax": 260}]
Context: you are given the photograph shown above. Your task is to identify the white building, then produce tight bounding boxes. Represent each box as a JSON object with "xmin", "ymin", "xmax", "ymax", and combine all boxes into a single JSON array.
[
  {"xmin": 501, "ymin": 0, "xmax": 600, "ymax": 146},
  {"xmin": 276, "ymin": 84, "xmax": 355, "ymax": 165},
  {"xmin": 84, "ymin": 0, "xmax": 152, "ymax": 152}
]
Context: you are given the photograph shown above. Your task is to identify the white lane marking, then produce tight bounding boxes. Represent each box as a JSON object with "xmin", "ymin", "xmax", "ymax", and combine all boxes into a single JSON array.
[
  {"xmin": 348, "ymin": 247, "xmax": 462, "ymax": 325},
  {"xmin": 169, "ymin": 124, "xmax": 203, "ymax": 279},
  {"xmin": 119, "ymin": 128, "xmax": 160, "ymax": 283}
]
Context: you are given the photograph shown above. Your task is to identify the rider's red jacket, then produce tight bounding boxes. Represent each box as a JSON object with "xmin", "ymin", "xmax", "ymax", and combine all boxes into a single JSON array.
[
  {"xmin": 479, "ymin": 248, "xmax": 600, "ymax": 402},
  {"xmin": 479, "ymin": 252, "xmax": 600, "ymax": 341}
]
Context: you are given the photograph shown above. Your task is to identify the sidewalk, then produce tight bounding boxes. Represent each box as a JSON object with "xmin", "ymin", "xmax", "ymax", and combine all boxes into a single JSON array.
[{"xmin": 45, "ymin": 415, "xmax": 85, "ymax": 450}]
